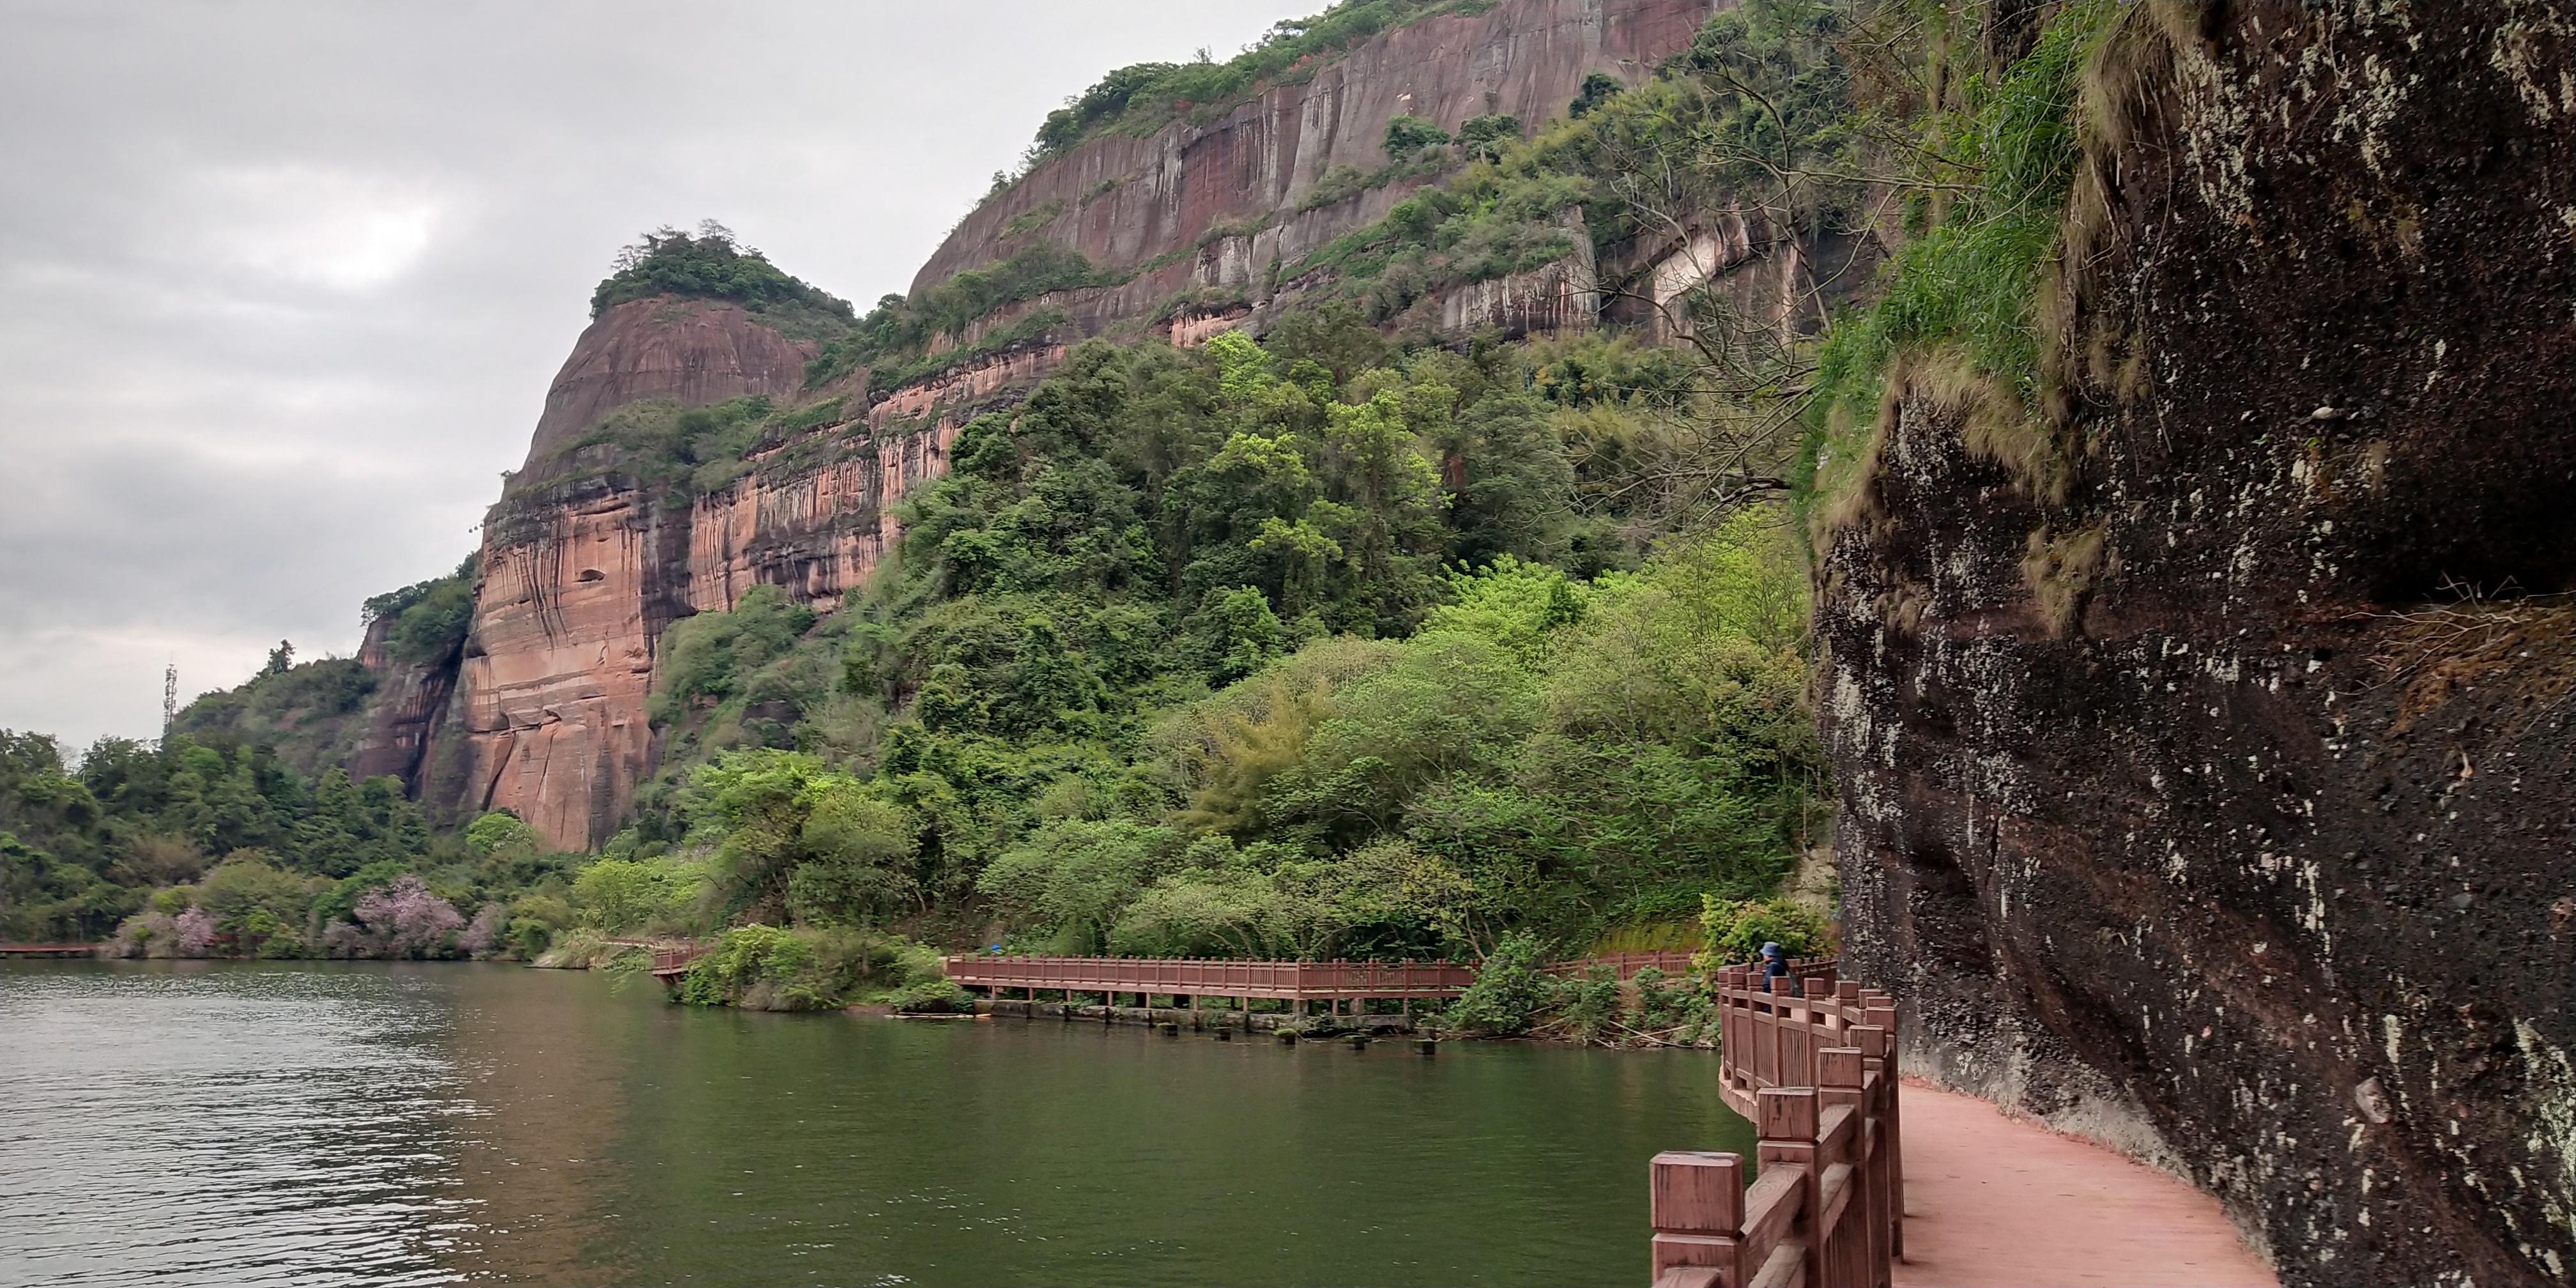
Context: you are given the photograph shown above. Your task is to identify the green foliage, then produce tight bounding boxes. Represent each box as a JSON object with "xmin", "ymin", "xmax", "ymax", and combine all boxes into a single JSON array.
[
  {"xmin": 554, "ymin": 394, "xmax": 778, "ymax": 497},
  {"xmin": 808, "ymin": 245, "xmax": 1108, "ymax": 391},
  {"xmin": 590, "ymin": 222, "xmax": 855, "ymax": 331},
  {"xmin": 362, "ymin": 555, "xmax": 480, "ymax": 664},
  {"xmin": 1446, "ymin": 931, "xmax": 1552, "ymax": 1036},
  {"xmin": 651, "ymin": 586, "xmax": 818, "ymax": 727},
  {"xmin": 1456, "ymin": 113, "xmax": 1521, "ymax": 162},
  {"xmin": 1694, "ymin": 894, "xmax": 1827, "ymax": 969},
  {"xmin": 0, "ymin": 721, "xmax": 581, "ymax": 957},
  {"xmin": 888, "ymin": 976, "xmax": 975, "ymax": 1013},
  {"xmin": 676, "ymin": 923, "xmax": 933, "ymax": 1011},
  {"xmin": 571, "ymin": 857, "xmax": 698, "ymax": 933},
  {"xmin": 1802, "ymin": 0, "xmax": 2117, "ymax": 518},
  {"xmin": 1556, "ymin": 963, "xmax": 1623, "ymax": 1043},
  {"xmin": 465, "ymin": 810, "xmax": 540, "ymax": 859},
  {"xmin": 673, "ymin": 749, "xmax": 921, "ymax": 927},
  {"xmin": 1568, "ymin": 70, "xmax": 1622, "ymax": 118},
  {"xmin": 1382, "ymin": 114, "xmax": 1452, "ymax": 158}
]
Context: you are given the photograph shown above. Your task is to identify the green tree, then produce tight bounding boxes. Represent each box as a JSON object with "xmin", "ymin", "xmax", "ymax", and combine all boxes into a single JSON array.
[{"xmin": 1383, "ymin": 114, "xmax": 1451, "ymax": 158}]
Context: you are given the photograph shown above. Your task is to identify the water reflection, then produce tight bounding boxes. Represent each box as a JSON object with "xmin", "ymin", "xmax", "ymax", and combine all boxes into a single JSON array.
[{"xmin": 0, "ymin": 963, "xmax": 1752, "ymax": 1287}]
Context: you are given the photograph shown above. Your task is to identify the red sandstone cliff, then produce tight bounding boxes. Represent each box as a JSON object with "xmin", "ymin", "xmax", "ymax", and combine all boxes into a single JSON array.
[
  {"xmin": 916, "ymin": 0, "xmax": 1717, "ymax": 349},
  {"xmin": 518, "ymin": 298, "xmax": 818, "ymax": 479},
  {"xmin": 416, "ymin": 302, "xmax": 964, "ymax": 850}
]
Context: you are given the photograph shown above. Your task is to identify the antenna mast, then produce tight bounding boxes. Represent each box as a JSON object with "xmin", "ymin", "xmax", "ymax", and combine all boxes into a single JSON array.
[{"xmin": 163, "ymin": 662, "xmax": 177, "ymax": 739}]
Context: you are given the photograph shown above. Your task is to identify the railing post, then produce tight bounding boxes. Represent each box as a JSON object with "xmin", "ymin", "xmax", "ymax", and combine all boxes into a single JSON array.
[
  {"xmin": 1818, "ymin": 1048, "xmax": 1867, "ymax": 1285},
  {"xmin": 1650, "ymin": 1151, "xmax": 1745, "ymax": 1287},
  {"xmin": 1862, "ymin": 1000, "xmax": 1903, "ymax": 1261},
  {"xmin": 1848, "ymin": 1022, "xmax": 1892, "ymax": 1286},
  {"xmin": 1756, "ymin": 1087, "xmax": 1821, "ymax": 1288}
]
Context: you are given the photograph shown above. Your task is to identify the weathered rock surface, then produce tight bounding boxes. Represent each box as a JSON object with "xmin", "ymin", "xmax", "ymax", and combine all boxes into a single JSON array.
[
  {"xmin": 1819, "ymin": 5, "xmax": 2575, "ymax": 1284},
  {"xmin": 917, "ymin": 0, "xmax": 1716, "ymax": 353},
  {"xmin": 345, "ymin": 611, "xmax": 461, "ymax": 788},
  {"xmin": 920, "ymin": 0, "xmax": 1714, "ymax": 288},
  {"xmin": 517, "ymin": 298, "xmax": 818, "ymax": 479}
]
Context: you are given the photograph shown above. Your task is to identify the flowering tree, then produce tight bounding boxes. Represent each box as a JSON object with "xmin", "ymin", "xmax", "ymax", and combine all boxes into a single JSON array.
[
  {"xmin": 172, "ymin": 907, "xmax": 216, "ymax": 958},
  {"xmin": 327, "ymin": 876, "xmax": 464, "ymax": 959},
  {"xmin": 457, "ymin": 902, "xmax": 506, "ymax": 957}
]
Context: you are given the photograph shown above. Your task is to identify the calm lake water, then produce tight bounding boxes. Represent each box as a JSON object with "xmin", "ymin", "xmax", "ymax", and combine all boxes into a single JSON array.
[{"xmin": 0, "ymin": 961, "xmax": 1751, "ymax": 1287}]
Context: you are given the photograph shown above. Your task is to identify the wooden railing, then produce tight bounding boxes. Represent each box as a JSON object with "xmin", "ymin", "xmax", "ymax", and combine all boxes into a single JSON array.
[
  {"xmin": 1650, "ymin": 964, "xmax": 1902, "ymax": 1288},
  {"xmin": 601, "ymin": 937, "xmax": 712, "ymax": 978},
  {"xmin": 0, "ymin": 942, "xmax": 103, "ymax": 957},
  {"xmin": 942, "ymin": 954, "xmax": 1476, "ymax": 1001}
]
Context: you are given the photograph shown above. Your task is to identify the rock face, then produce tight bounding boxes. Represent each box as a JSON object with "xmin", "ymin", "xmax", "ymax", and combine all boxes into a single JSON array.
[
  {"xmin": 1818, "ymin": 4, "xmax": 2575, "ymax": 1284},
  {"xmin": 345, "ymin": 611, "xmax": 460, "ymax": 788},
  {"xmin": 919, "ymin": 0, "xmax": 1717, "ymax": 343},
  {"xmin": 518, "ymin": 298, "xmax": 819, "ymax": 479},
  {"xmin": 411, "ymin": 301, "xmax": 966, "ymax": 850}
]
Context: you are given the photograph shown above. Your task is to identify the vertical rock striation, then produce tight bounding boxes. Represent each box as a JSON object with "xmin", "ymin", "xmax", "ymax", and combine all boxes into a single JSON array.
[
  {"xmin": 918, "ymin": 0, "xmax": 1719, "ymax": 345},
  {"xmin": 1818, "ymin": 4, "xmax": 2575, "ymax": 1284}
]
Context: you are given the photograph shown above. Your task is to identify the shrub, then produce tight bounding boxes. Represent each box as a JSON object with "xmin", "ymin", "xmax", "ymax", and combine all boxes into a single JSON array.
[
  {"xmin": 590, "ymin": 222, "xmax": 854, "ymax": 324},
  {"xmin": 1695, "ymin": 895, "xmax": 1827, "ymax": 972},
  {"xmin": 1568, "ymin": 70, "xmax": 1621, "ymax": 118},
  {"xmin": 677, "ymin": 924, "xmax": 926, "ymax": 1011},
  {"xmin": 1629, "ymin": 965, "xmax": 1687, "ymax": 1031},
  {"xmin": 1383, "ymin": 114, "xmax": 1452, "ymax": 158},
  {"xmin": 1557, "ymin": 963, "xmax": 1621, "ymax": 1043},
  {"xmin": 889, "ymin": 977, "xmax": 974, "ymax": 1014},
  {"xmin": 1457, "ymin": 113, "xmax": 1522, "ymax": 162},
  {"xmin": 1446, "ymin": 931, "xmax": 1552, "ymax": 1036}
]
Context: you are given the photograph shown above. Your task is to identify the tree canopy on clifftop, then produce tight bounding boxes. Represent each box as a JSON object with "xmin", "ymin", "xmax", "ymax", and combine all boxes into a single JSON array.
[{"xmin": 590, "ymin": 220, "xmax": 854, "ymax": 328}]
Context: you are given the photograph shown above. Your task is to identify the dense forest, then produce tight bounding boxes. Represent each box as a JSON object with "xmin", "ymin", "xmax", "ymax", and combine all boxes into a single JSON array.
[{"xmin": 3, "ymin": 0, "xmax": 2084, "ymax": 1022}]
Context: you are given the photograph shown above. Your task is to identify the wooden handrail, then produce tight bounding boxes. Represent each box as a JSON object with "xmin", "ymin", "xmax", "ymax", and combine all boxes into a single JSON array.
[
  {"xmin": 1652, "ymin": 963, "xmax": 1901, "ymax": 1288},
  {"xmin": 940, "ymin": 954, "xmax": 1478, "ymax": 1001}
]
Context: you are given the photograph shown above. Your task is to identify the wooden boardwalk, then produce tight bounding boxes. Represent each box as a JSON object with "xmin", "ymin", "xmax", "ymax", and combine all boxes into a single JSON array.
[
  {"xmin": 1652, "ymin": 963, "xmax": 2272, "ymax": 1288},
  {"xmin": 1889, "ymin": 1083, "xmax": 2274, "ymax": 1288}
]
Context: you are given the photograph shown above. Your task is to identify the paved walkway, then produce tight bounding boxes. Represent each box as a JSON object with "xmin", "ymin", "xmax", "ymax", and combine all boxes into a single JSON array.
[{"xmin": 1892, "ymin": 1081, "xmax": 2278, "ymax": 1288}]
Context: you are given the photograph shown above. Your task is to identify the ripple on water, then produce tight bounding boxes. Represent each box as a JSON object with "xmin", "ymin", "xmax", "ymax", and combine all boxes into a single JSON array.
[{"xmin": 0, "ymin": 965, "xmax": 473, "ymax": 1288}]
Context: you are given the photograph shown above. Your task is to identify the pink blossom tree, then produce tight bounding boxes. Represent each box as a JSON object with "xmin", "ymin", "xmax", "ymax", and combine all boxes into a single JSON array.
[
  {"xmin": 331, "ymin": 876, "xmax": 466, "ymax": 958},
  {"xmin": 457, "ymin": 902, "xmax": 506, "ymax": 957},
  {"xmin": 172, "ymin": 907, "xmax": 217, "ymax": 958}
]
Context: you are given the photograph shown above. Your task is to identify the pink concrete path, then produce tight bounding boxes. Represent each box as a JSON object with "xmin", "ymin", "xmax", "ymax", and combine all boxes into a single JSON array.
[{"xmin": 1892, "ymin": 1081, "xmax": 2278, "ymax": 1288}]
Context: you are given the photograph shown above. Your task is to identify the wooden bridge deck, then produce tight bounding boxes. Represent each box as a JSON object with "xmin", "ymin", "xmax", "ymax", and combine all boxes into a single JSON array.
[{"xmin": 1889, "ymin": 1082, "xmax": 2275, "ymax": 1288}]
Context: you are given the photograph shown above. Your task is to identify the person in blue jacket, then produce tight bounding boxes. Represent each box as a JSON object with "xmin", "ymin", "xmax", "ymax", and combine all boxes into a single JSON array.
[{"xmin": 1758, "ymin": 942, "xmax": 1802, "ymax": 996}]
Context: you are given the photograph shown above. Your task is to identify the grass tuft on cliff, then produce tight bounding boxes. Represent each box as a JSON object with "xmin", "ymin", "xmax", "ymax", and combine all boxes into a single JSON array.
[{"xmin": 1798, "ymin": 0, "xmax": 2118, "ymax": 532}]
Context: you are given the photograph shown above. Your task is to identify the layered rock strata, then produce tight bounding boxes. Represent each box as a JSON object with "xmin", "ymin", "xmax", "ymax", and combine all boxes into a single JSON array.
[{"xmin": 1818, "ymin": 4, "xmax": 2575, "ymax": 1284}]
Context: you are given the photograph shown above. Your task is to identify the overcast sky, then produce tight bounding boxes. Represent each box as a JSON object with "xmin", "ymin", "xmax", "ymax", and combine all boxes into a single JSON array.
[{"xmin": 0, "ymin": 0, "xmax": 1314, "ymax": 754}]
